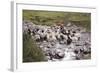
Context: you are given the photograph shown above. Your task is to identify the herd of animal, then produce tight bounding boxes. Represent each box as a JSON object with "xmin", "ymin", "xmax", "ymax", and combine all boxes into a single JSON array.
[{"xmin": 23, "ymin": 20, "xmax": 91, "ymax": 61}]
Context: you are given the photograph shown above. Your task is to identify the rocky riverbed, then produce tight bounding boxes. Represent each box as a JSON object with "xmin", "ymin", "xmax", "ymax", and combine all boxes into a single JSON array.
[{"xmin": 23, "ymin": 21, "xmax": 91, "ymax": 62}]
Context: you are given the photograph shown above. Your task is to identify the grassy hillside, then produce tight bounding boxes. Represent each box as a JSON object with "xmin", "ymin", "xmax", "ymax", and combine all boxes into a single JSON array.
[{"xmin": 23, "ymin": 10, "xmax": 91, "ymax": 31}]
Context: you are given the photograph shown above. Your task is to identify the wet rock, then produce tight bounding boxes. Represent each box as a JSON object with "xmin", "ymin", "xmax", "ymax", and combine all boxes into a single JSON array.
[{"xmin": 54, "ymin": 49, "xmax": 65, "ymax": 59}]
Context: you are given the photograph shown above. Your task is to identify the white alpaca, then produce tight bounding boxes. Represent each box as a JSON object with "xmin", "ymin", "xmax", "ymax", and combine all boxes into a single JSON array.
[
  {"xmin": 61, "ymin": 34, "xmax": 68, "ymax": 40},
  {"xmin": 70, "ymin": 32, "xmax": 81, "ymax": 42},
  {"xmin": 46, "ymin": 31, "xmax": 56, "ymax": 42},
  {"xmin": 34, "ymin": 34, "xmax": 40, "ymax": 40},
  {"xmin": 75, "ymin": 33, "xmax": 81, "ymax": 38},
  {"xmin": 70, "ymin": 36, "xmax": 78, "ymax": 42}
]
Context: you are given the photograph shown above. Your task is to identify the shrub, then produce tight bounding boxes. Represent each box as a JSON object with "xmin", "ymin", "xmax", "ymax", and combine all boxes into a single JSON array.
[{"xmin": 23, "ymin": 32, "xmax": 47, "ymax": 62}]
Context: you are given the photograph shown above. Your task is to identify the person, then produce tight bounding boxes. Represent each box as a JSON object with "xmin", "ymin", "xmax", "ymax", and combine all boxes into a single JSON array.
[{"xmin": 56, "ymin": 20, "xmax": 67, "ymax": 35}]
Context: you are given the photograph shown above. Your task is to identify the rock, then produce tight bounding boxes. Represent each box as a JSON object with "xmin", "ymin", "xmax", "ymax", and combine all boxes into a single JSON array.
[{"xmin": 54, "ymin": 49, "xmax": 65, "ymax": 59}]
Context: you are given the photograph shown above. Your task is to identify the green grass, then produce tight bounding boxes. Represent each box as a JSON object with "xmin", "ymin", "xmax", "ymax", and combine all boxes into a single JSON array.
[
  {"xmin": 23, "ymin": 10, "xmax": 91, "ymax": 31},
  {"xmin": 23, "ymin": 33, "xmax": 47, "ymax": 62}
]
